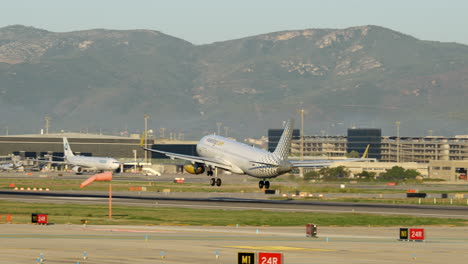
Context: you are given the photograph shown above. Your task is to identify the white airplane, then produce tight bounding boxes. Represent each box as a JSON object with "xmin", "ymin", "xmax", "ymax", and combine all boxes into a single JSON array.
[
  {"xmin": 0, "ymin": 160, "xmax": 23, "ymax": 171},
  {"xmin": 37, "ymin": 137, "xmax": 120, "ymax": 174},
  {"xmin": 143, "ymin": 118, "xmax": 372, "ymax": 189}
]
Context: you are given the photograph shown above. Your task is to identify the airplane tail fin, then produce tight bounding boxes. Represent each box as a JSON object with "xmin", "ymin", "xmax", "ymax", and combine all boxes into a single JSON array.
[
  {"xmin": 139, "ymin": 132, "xmax": 146, "ymax": 147},
  {"xmin": 273, "ymin": 118, "xmax": 295, "ymax": 160},
  {"xmin": 63, "ymin": 137, "xmax": 74, "ymax": 157},
  {"xmin": 362, "ymin": 144, "xmax": 370, "ymax": 158}
]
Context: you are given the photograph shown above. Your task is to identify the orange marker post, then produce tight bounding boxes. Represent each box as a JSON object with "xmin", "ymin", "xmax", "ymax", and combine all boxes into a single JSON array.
[{"xmin": 109, "ymin": 183, "xmax": 112, "ymax": 219}]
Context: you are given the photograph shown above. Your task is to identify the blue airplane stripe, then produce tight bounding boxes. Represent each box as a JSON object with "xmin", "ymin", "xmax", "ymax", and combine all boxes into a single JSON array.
[{"xmin": 248, "ymin": 166, "xmax": 274, "ymax": 170}]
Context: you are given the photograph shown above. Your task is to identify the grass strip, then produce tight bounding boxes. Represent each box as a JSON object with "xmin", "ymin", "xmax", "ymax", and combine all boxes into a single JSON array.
[
  {"xmin": 0, "ymin": 200, "xmax": 466, "ymax": 226},
  {"xmin": 2, "ymin": 178, "xmax": 468, "ymax": 194}
]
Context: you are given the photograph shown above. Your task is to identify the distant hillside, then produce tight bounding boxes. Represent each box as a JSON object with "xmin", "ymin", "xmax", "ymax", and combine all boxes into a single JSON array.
[{"xmin": 1, "ymin": 25, "xmax": 468, "ymax": 138}]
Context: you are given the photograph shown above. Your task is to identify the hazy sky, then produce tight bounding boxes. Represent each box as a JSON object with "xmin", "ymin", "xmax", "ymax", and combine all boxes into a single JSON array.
[{"xmin": 2, "ymin": 0, "xmax": 467, "ymax": 45}]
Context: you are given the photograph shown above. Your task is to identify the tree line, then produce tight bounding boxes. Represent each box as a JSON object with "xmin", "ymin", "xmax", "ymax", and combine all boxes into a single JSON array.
[{"xmin": 303, "ymin": 166, "xmax": 421, "ymax": 182}]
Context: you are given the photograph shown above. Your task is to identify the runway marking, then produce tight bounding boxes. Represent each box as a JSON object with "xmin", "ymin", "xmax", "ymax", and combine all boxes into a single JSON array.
[
  {"xmin": 83, "ymin": 228, "xmax": 173, "ymax": 233},
  {"xmin": 226, "ymin": 246, "xmax": 337, "ymax": 252},
  {"xmin": 44, "ymin": 197, "xmax": 106, "ymax": 200},
  {"xmin": 4, "ymin": 196, "xmax": 468, "ymax": 219},
  {"xmin": 150, "ymin": 203, "xmax": 468, "ymax": 219}
]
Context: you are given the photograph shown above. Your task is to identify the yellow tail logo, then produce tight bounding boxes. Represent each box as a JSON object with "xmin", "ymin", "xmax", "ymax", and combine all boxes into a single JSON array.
[
  {"xmin": 139, "ymin": 132, "xmax": 146, "ymax": 147},
  {"xmin": 362, "ymin": 144, "xmax": 370, "ymax": 158}
]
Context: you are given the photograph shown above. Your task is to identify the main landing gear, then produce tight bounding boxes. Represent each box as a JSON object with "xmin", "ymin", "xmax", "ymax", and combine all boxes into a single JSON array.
[
  {"xmin": 210, "ymin": 177, "xmax": 222, "ymax": 186},
  {"xmin": 208, "ymin": 168, "xmax": 222, "ymax": 187},
  {"xmin": 259, "ymin": 180, "xmax": 270, "ymax": 189}
]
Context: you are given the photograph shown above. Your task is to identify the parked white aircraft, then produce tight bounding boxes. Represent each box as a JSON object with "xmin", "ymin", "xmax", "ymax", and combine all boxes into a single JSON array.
[
  {"xmin": 38, "ymin": 137, "xmax": 120, "ymax": 174},
  {"xmin": 143, "ymin": 118, "xmax": 372, "ymax": 189},
  {"xmin": 0, "ymin": 160, "xmax": 23, "ymax": 171}
]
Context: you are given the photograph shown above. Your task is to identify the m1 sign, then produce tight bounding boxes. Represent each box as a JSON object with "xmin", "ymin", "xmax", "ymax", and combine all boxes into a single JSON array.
[{"xmin": 258, "ymin": 252, "xmax": 283, "ymax": 264}]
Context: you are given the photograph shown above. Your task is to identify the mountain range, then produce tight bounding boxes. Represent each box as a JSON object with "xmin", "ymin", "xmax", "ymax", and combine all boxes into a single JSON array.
[{"xmin": 1, "ymin": 24, "xmax": 468, "ymax": 139}]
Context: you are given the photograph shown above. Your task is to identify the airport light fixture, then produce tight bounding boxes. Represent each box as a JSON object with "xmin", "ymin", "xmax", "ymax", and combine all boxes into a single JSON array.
[
  {"xmin": 144, "ymin": 114, "xmax": 150, "ymax": 164},
  {"xmin": 297, "ymin": 108, "xmax": 305, "ymax": 177},
  {"xmin": 45, "ymin": 116, "xmax": 51, "ymax": 135},
  {"xmin": 395, "ymin": 121, "xmax": 400, "ymax": 163}
]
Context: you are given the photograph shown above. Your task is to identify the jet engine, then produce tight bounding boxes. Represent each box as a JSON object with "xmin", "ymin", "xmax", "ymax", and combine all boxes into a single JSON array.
[
  {"xmin": 72, "ymin": 166, "xmax": 83, "ymax": 174},
  {"xmin": 183, "ymin": 161, "xmax": 205, "ymax": 174}
]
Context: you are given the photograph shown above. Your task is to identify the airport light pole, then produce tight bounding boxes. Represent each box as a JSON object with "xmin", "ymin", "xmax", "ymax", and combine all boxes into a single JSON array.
[
  {"xmin": 144, "ymin": 114, "xmax": 150, "ymax": 165},
  {"xmin": 300, "ymin": 109, "xmax": 305, "ymax": 162},
  {"xmin": 133, "ymin": 150, "xmax": 137, "ymax": 172},
  {"xmin": 45, "ymin": 116, "xmax": 51, "ymax": 135},
  {"xmin": 395, "ymin": 121, "xmax": 400, "ymax": 163},
  {"xmin": 298, "ymin": 109, "xmax": 305, "ymax": 177}
]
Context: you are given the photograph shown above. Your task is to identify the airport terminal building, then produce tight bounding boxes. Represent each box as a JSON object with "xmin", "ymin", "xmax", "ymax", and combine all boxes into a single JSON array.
[
  {"xmin": 0, "ymin": 133, "xmax": 197, "ymax": 162},
  {"xmin": 0, "ymin": 133, "xmax": 144, "ymax": 160},
  {"xmin": 273, "ymin": 128, "xmax": 468, "ymax": 182}
]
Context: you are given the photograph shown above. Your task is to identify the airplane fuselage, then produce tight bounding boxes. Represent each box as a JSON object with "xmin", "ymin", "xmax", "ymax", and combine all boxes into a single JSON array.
[
  {"xmin": 65, "ymin": 156, "xmax": 119, "ymax": 171},
  {"xmin": 196, "ymin": 135, "xmax": 292, "ymax": 178},
  {"xmin": 0, "ymin": 161, "xmax": 23, "ymax": 171},
  {"xmin": 0, "ymin": 163, "xmax": 14, "ymax": 171}
]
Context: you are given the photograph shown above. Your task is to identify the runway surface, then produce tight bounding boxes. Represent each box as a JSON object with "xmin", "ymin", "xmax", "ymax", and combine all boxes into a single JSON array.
[
  {"xmin": 1, "ymin": 174, "xmax": 468, "ymax": 263},
  {"xmin": 0, "ymin": 224, "xmax": 467, "ymax": 264},
  {"xmin": 1, "ymin": 189, "xmax": 468, "ymax": 219}
]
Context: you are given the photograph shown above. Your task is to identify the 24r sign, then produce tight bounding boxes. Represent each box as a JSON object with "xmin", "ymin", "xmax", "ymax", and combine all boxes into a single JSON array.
[
  {"xmin": 409, "ymin": 228, "xmax": 425, "ymax": 240},
  {"xmin": 258, "ymin": 252, "xmax": 283, "ymax": 264}
]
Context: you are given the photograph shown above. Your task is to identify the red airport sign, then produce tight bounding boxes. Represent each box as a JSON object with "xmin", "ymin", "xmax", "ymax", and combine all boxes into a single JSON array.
[
  {"xmin": 258, "ymin": 252, "xmax": 283, "ymax": 264},
  {"xmin": 31, "ymin": 213, "xmax": 48, "ymax": 224},
  {"xmin": 37, "ymin": 214, "xmax": 48, "ymax": 224},
  {"xmin": 409, "ymin": 228, "xmax": 425, "ymax": 240}
]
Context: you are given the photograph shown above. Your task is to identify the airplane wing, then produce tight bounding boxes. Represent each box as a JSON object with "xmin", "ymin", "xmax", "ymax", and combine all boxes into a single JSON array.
[
  {"xmin": 290, "ymin": 158, "xmax": 375, "ymax": 168},
  {"xmin": 114, "ymin": 160, "xmax": 144, "ymax": 165},
  {"xmin": 144, "ymin": 148, "xmax": 232, "ymax": 171},
  {"xmin": 290, "ymin": 160, "xmax": 334, "ymax": 168},
  {"xmin": 32, "ymin": 159, "xmax": 76, "ymax": 166},
  {"xmin": 291, "ymin": 144, "xmax": 374, "ymax": 168},
  {"xmin": 33, "ymin": 159, "xmax": 65, "ymax": 164}
]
